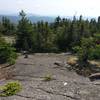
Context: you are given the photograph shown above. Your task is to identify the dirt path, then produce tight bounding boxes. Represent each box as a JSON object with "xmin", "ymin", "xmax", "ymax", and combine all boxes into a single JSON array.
[{"xmin": 0, "ymin": 53, "xmax": 100, "ymax": 100}]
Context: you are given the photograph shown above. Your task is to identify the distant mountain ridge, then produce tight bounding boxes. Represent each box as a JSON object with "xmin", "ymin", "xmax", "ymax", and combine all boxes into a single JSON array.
[
  {"xmin": 0, "ymin": 14, "xmax": 97, "ymax": 24},
  {"xmin": 0, "ymin": 14, "xmax": 55, "ymax": 23}
]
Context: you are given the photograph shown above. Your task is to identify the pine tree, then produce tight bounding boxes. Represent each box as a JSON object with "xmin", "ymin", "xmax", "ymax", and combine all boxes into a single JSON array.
[
  {"xmin": 16, "ymin": 10, "xmax": 34, "ymax": 52},
  {"xmin": 2, "ymin": 17, "xmax": 15, "ymax": 35}
]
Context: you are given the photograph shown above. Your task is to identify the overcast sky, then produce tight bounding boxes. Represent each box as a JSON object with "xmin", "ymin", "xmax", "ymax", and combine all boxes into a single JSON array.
[{"xmin": 0, "ymin": 0, "xmax": 100, "ymax": 17}]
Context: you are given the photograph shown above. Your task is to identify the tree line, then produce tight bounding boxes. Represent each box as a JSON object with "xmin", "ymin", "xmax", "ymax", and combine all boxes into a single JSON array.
[{"xmin": 0, "ymin": 11, "xmax": 100, "ymax": 55}]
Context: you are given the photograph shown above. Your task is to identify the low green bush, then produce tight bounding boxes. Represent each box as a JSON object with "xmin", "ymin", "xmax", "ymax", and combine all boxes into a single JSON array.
[
  {"xmin": 0, "ymin": 37, "xmax": 17, "ymax": 64},
  {"xmin": 89, "ymin": 45, "xmax": 100, "ymax": 59},
  {"xmin": 0, "ymin": 81, "xmax": 22, "ymax": 96},
  {"xmin": 73, "ymin": 37, "xmax": 95, "ymax": 63},
  {"xmin": 72, "ymin": 46, "xmax": 80, "ymax": 53},
  {"xmin": 44, "ymin": 74, "xmax": 53, "ymax": 81}
]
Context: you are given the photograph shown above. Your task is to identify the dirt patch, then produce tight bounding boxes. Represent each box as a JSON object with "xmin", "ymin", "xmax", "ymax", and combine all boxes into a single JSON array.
[{"xmin": 0, "ymin": 64, "xmax": 14, "ymax": 80}]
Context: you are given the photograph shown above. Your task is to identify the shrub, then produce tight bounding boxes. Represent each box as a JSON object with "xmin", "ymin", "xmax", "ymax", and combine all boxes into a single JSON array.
[
  {"xmin": 0, "ymin": 37, "xmax": 17, "ymax": 64},
  {"xmin": 44, "ymin": 74, "xmax": 53, "ymax": 81},
  {"xmin": 89, "ymin": 45, "xmax": 100, "ymax": 59},
  {"xmin": 0, "ymin": 81, "xmax": 22, "ymax": 96},
  {"xmin": 72, "ymin": 46, "xmax": 80, "ymax": 53},
  {"xmin": 94, "ymin": 33, "xmax": 100, "ymax": 42},
  {"xmin": 74, "ymin": 37, "xmax": 95, "ymax": 63}
]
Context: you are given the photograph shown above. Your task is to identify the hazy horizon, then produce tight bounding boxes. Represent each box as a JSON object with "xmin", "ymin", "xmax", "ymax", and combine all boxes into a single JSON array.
[{"xmin": 0, "ymin": 0, "xmax": 100, "ymax": 17}]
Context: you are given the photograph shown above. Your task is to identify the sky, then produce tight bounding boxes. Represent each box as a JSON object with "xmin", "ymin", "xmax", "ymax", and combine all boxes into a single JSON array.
[{"xmin": 0, "ymin": 0, "xmax": 100, "ymax": 17}]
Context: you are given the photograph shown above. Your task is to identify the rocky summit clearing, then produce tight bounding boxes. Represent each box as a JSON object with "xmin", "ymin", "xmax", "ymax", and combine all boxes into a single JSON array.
[{"xmin": 0, "ymin": 53, "xmax": 100, "ymax": 100}]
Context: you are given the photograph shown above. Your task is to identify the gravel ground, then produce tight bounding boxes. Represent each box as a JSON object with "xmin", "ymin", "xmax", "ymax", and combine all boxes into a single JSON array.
[{"xmin": 0, "ymin": 53, "xmax": 100, "ymax": 100}]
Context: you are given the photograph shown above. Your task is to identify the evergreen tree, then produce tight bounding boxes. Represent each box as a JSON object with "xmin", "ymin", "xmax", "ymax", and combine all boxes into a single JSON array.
[
  {"xmin": 1, "ymin": 17, "xmax": 15, "ymax": 35},
  {"xmin": 16, "ymin": 10, "xmax": 34, "ymax": 52}
]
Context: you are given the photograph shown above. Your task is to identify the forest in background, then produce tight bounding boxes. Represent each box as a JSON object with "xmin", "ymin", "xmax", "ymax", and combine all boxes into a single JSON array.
[{"xmin": 0, "ymin": 10, "xmax": 100, "ymax": 64}]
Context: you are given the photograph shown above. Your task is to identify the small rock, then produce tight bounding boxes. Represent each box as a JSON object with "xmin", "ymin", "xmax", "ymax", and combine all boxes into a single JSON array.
[
  {"xmin": 54, "ymin": 61, "xmax": 63, "ymax": 66},
  {"xmin": 63, "ymin": 82, "xmax": 68, "ymax": 86}
]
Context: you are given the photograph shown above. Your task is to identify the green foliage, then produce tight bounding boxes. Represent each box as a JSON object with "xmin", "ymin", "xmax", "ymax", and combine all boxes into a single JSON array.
[
  {"xmin": 75, "ymin": 37, "xmax": 95, "ymax": 63},
  {"xmin": 89, "ymin": 45, "xmax": 100, "ymax": 59},
  {"xmin": 0, "ymin": 81, "xmax": 22, "ymax": 96},
  {"xmin": 1, "ymin": 17, "xmax": 15, "ymax": 35},
  {"xmin": 73, "ymin": 36, "xmax": 100, "ymax": 60},
  {"xmin": 72, "ymin": 46, "xmax": 81, "ymax": 53},
  {"xmin": 16, "ymin": 12, "xmax": 98, "ymax": 53},
  {"xmin": 44, "ymin": 74, "xmax": 53, "ymax": 81},
  {"xmin": 94, "ymin": 33, "xmax": 100, "ymax": 43},
  {"xmin": 1, "ymin": 10, "xmax": 100, "ymax": 55},
  {"xmin": 33, "ymin": 21, "xmax": 56, "ymax": 52},
  {"xmin": 88, "ymin": 33, "xmax": 100, "ymax": 59},
  {"xmin": 16, "ymin": 10, "xmax": 35, "ymax": 51},
  {"xmin": 0, "ymin": 37, "xmax": 17, "ymax": 64}
]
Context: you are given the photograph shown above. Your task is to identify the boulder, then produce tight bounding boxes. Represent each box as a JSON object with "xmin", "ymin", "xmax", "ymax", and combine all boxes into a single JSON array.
[{"xmin": 89, "ymin": 73, "xmax": 100, "ymax": 81}]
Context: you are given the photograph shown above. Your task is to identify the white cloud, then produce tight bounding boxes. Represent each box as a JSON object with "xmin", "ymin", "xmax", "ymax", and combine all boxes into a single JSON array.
[
  {"xmin": 0, "ymin": 0, "xmax": 100, "ymax": 17},
  {"xmin": 17, "ymin": 0, "xmax": 23, "ymax": 4}
]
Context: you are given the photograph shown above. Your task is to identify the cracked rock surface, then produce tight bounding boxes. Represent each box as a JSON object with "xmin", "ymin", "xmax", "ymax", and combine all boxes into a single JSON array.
[{"xmin": 0, "ymin": 53, "xmax": 100, "ymax": 100}]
